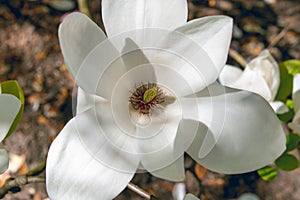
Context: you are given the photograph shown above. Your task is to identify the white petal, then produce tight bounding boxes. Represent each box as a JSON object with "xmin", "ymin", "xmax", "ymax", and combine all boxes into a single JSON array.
[
  {"xmin": 289, "ymin": 109, "xmax": 300, "ymax": 133},
  {"xmin": 111, "ymin": 63, "xmax": 157, "ymax": 133},
  {"xmin": 183, "ymin": 84, "xmax": 286, "ymax": 174},
  {"xmin": 0, "ymin": 146, "xmax": 8, "ymax": 174},
  {"xmin": 218, "ymin": 65, "xmax": 243, "ymax": 85},
  {"xmin": 102, "ymin": 0, "xmax": 187, "ymax": 37},
  {"xmin": 76, "ymin": 38, "xmax": 156, "ymax": 100},
  {"xmin": 270, "ymin": 101, "xmax": 289, "ymax": 114},
  {"xmin": 176, "ymin": 16, "xmax": 233, "ymax": 74},
  {"xmin": 58, "ymin": 12, "xmax": 107, "ymax": 78},
  {"xmin": 228, "ymin": 67, "xmax": 273, "ymax": 101},
  {"xmin": 219, "ymin": 50, "xmax": 279, "ymax": 102},
  {"xmin": 150, "ymin": 156, "xmax": 185, "ymax": 182},
  {"xmin": 105, "ymin": 25, "xmax": 222, "ymax": 95},
  {"xmin": 136, "ymin": 16, "xmax": 232, "ymax": 93},
  {"xmin": 184, "ymin": 194, "xmax": 200, "ymax": 200},
  {"xmin": 136, "ymin": 101, "xmax": 185, "ymax": 181},
  {"xmin": 0, "ymin": 94, "xmax": 21, "ymax": 141},
  {"xmin": 152, "ymin": 65, "xmax": 197, "ymax": 97},
  {"xmin": 46, "ymin": 108, "xmax": 139, "ymax": 199},
  {"xmin": 76, "ymin": 102, "xmax": 138, "ymax": 170},
  {"xmin": 247, "ymin": 50, "xmax": 280, "ymax": 101},
  {"xmin": 76, "ymin": 87, "xmax": 106, "ymax": 115},
  {"xmin": 292, "ymin": 74, "xmax": 300, "ymax": 112},
  {"xmin": 136, "ymin": 31, "xmax": 219, "ymax": 95}
]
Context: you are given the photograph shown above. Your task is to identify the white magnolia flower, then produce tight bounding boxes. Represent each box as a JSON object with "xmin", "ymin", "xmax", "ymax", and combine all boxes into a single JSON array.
[
  {"xmin": 0, "ymin": 88, "xmax": 21, "ymax": 174},
  {"xmin": 219, "ymin": 50, "xmax": 288, "ymax": 114},
  {"xmin": 46, "ymin": 0, "xmax": 286, "ymax": 199},
  {"xmin": 289, "ymin": 74, "xmax": 300, "ymax": 133}
]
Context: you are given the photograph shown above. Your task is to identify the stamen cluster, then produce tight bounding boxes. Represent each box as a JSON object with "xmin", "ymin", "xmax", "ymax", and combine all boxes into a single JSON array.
[{"xmin": 129, "ymin": 83, "xmax": 165, "ymax": 114}]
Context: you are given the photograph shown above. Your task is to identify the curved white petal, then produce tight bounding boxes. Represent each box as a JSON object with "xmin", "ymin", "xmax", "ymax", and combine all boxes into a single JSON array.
[
  {"xmin": 101, "ymin": 21, "xmax": 225, "ymax": 96},
  {"xmin": 75, "ymin": 102, "xmax": 138, "ymax": 171},
  {"xmin": 176, "ymin": 16, "xmax": 233, "ymax": 74},
  {"xmin": 0, "ymin": 94, "xmax": 21, "ymax": 141},
  {"xmin": 292, "ymin": 74, "xmax": 300, "ymax": 112},
  {"xmin": 219, "ymin": 65, "xmax": 243, "ymax": 85},
  {"xmin": 150, "ymin": 156, "xmax": 185, "ymax": 182},
  {"xmin": 247, "ymin": 50, "xmax": 279, "ymax": 101},
  {"xmin": 289, "ymin": 109, "xmax": 300, "ymax": 133},
  {"xmin": 46, "ymin": 108, "xmax": 139, "ymax": 199},
  {"xmin": 184, "ymin": 194, "xmax": 200, "ymax": 200},
  {"xmin": 219, "ymin": 50, "xmax": 279, "ymax": 103},
  {"xmin": 270, "ymin": 101, "xmax": 289, "ymax": 114},
  {"xmin": 58, "ymin": 12, "xmax": 107, "ymax": 78},
  {"xmin": 76, "ymin": 38, "xmax": 156, "ymax": 100},
  {"xmin": 0, "ymin": 146, "xmax": 8, "ymax": 174},
  {"xmin": 138, "ymin": 16, "xmax": 232, "ymax": 93},
  {"xmin": 228, "ymin": 67, "xmax": 273, "ymax": 101},
  {"xmin": 102, "ymin": 0, "xmax": 188, "ymax": 37},
  {"xmin": 76, "ymin": 87, "xmax": 106, "ymax": 115},
  {"xmin": 183, "ymin": 84, "xmax": 286, "ymax": 174},
  {"xmin": 136, "ymin": 100, "xmax": 185, "ymax": 181},
  {"xmin": 152, "ymin": 65, "xmax": 197, "ymax": 97},
  {"xmin": 126, "ymin": 31, "xmax": 219, "ymax": 95}
]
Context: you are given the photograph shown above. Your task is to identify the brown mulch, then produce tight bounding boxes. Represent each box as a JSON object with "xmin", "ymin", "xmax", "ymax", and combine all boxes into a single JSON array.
[{"xmin": 0, "ymin": 0, "xmax": 300, "ymax": 199}]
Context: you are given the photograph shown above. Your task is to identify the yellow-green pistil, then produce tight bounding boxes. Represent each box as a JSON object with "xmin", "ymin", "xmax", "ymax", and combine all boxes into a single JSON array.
[{"xmin": 129, "ymin": 83, "xmax": 165, "ymax": 114}]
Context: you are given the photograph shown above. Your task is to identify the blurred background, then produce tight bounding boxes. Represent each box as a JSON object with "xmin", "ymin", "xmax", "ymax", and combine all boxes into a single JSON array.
[{"xmin": 0, "ymin": 0, "xmax": 300, "ymax": 199}]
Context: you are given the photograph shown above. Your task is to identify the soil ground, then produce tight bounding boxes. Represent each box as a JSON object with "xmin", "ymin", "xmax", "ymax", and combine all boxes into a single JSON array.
[{"xmin": 0, "ymin": 0, "xmax": 300, "ymax": 199}]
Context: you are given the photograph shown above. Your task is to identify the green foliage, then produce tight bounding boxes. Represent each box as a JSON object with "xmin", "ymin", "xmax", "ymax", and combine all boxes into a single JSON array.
[
  {"xmin": 275, "ymin": 62, "xmax": 293, "ymax": 101},
  {"xmin": 276, "ymin": 59, "xmax": 300, "ymax": 101},
  {"xmin": 0, "ymin": 80, "xmax": 24, "ymax": 139},
  {"xmin": 286, "ymin": 133, "xmax": 300, "ymax": 152},
  {"xmin": 257, "ymin": 166, "xmax": 277, "ymax": 181},
  {"xmin": 277, "ymin": 100, "xmax": 294, "ymax": 122},
  {"xmin": 277, "ymin": 108, "xmax": 294, "ymax": 122},
  {"xmin": 284, "ymin": 60, "xmax": 300, "ymax": 76},
  {"xmin": 275, "ymin": 153, "xmax": 299, "ymax": 171}
]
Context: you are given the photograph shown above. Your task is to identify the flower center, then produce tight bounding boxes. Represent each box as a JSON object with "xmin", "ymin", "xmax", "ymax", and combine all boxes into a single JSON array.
[{"xmin": 129, "ymin": 83, "xmax": 165, "ymax": 114}]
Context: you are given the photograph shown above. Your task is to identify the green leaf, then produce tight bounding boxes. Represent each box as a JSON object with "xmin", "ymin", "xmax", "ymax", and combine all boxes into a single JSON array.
[
  {"xmin": 275, "ymin": 62, "xmax": 293, "ymax": 101},
  {"xmin": 275, "ymin": 153, "xmax": 299, "ymax": 171},
  {"xmin": 284, "ymin": 60, "xmax": 300, "ymax": 76},
  {"xmin": 286, "ymin": 133, "xmax": 300, "ymax": 152},
  {"xmin": 277, "ymin": 106, "xmax": 294, "ymax": 122},
  {"xmin": 0, "ymin": 80, "xmax": 24, "ymax": 139},
  {"xmin": 257, "ymin": 166, "xmax": 277, "ymax": 181}
]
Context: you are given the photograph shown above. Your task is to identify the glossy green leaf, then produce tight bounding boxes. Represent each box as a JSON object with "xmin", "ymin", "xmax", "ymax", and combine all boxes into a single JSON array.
[
  {"xmin": 0, "ymin": 80, "xmax": 24, "ymax": 138},
  {"xmin": 275, "ymin": 153, "xmax": 299, "ymax": 171},
  {"xmin": 257, "ymin": 166, "xmax": 277, "ymax": 181},
  {"xmin": 275, "ymin": 62, "xmax": 293, "ymax": 101},
  {"xmin": 286, "ymin": 133, "xmax": 300, "ymax": 152},
  {"xmin": 284, "ymin": 60, "xmax": 300, "ymax": 76},
  {"xmin": 277, "ymin": 100, "xmax": 294, "ymax": 122}
]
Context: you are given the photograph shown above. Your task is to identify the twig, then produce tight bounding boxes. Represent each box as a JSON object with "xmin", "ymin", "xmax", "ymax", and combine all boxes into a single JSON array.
[
  {"xmin": 229, "ymin": 49, "xmax": 247, "ymax": 68},
  {"xmin": 127, "ymin": 182, "xmax": 158, "ymax": 200},
  {"xmin": 0, "ymin": 160, "xmax": 159, "ymax": 199},
  {"xmin": 268, "ymin": 24, "xmax": 290, "ymax": 48},
  {"xmin": 0, "ymin": 161, "xmax": 46, "ymax": 198},
  {"xmin": 78, "ymin": 0, "xmax": 92, "ymax": 18},
  {"xmin": 26, "ymin": 161, "xmax": 46, "ymax": 176},
  {"xmin": 0, "ymin": 175, "xmax": 45, "ymax": 198}
]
